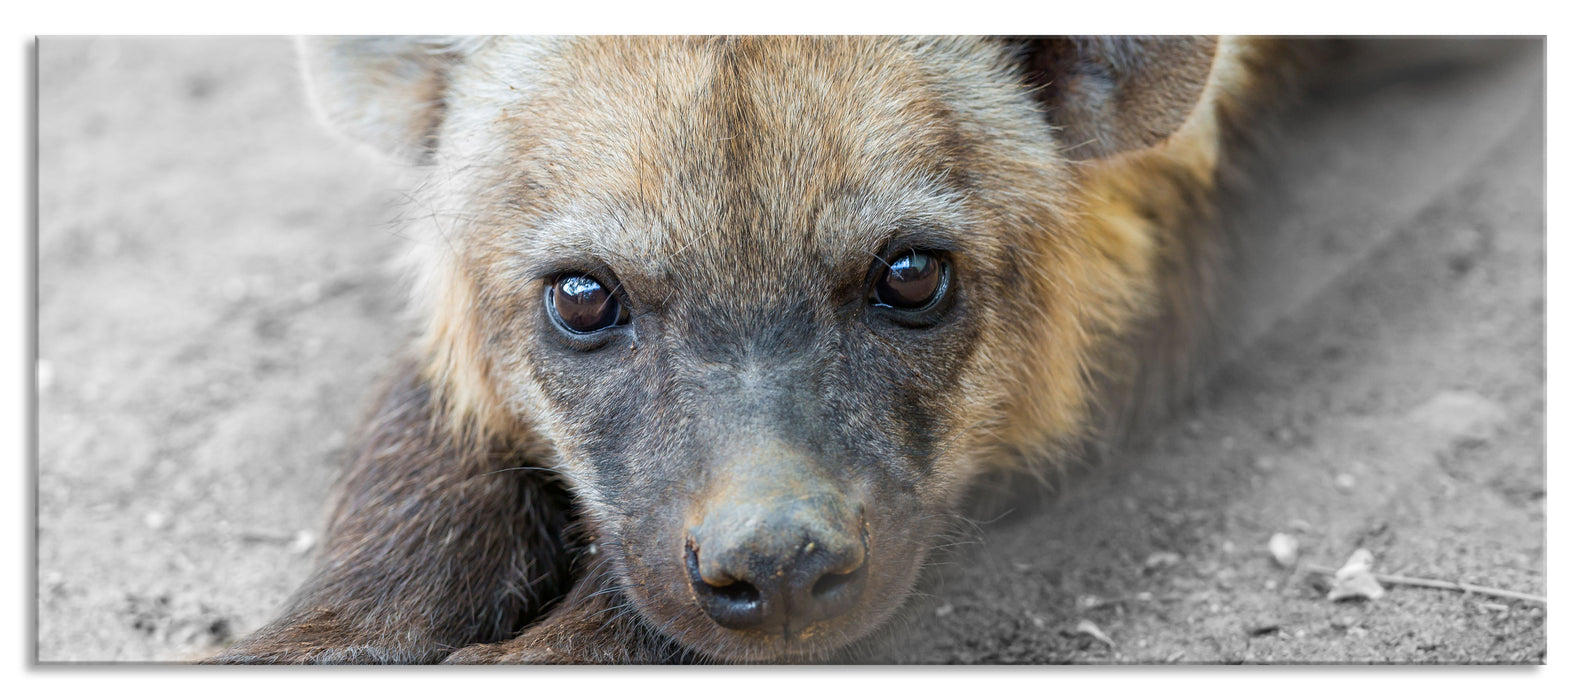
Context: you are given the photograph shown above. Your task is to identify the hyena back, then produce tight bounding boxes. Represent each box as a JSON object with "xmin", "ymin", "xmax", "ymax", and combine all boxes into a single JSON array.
[{"xmin": 211, "ymin": 36, "xmax": 1300, "ymax": 664}]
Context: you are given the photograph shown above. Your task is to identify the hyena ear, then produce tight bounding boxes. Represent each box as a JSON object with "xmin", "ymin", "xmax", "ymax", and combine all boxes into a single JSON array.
[
  {"xmin": 296, "ymin": 36, "xmax": 483, "ymax": 164},
  {"xmin": 1007, "ymin": 36, "xmax": 1220, "ymax": 160}
]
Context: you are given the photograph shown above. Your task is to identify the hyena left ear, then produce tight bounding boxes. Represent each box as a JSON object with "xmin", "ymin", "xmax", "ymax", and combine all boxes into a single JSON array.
[
  {"xmin": 296, "ymin": 36, "xmax": 484, "ymax": 164},
  {"xmin": 1007, "ymin": 36, "xmax": 1220, "ymax": 160}
]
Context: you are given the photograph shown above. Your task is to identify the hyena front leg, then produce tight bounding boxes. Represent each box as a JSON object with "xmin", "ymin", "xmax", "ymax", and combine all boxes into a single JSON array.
[
  {"xmin": 206, "ymin": 359, "xmax": 577, "ymax": 664},
  {"xmin": 442, "ymin": 570, "xmax": 686, "ymax": 665}
]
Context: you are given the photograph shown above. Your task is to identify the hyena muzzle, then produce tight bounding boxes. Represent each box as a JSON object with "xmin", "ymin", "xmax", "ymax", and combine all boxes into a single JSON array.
[{"xmin": 209, "ymin": 35, "xmax": 1298, "ymax": 664}]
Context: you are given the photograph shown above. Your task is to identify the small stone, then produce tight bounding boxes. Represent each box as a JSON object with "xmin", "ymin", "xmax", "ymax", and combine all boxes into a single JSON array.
[
  {"xmin": 143, "ymin": 511, "xmax": 169, "ymax": 530},
  {"xmin": 934, "ymin": 602, "xmax": 954, "ymax": 617},
  {"xmin": 1074, "ymin": 619, "xmax": 1115, "ymax": 648},
  {"xmin": 288, "ymin": 529, "xmax": 316, "ymax": 554},
  {"xmin": 1268, "ymin": 532, "xmax": 1300, "ymax": 568},
  {"xmin": 1247, "ymin": 621, "xmax": 1282, "ymax": 636},
  {"xmin": 1335, "ymin": 472, "xmax": 1357, "ymax": 492},
  {"xmin": 1327, "ymin": 548, "xmax": 1385, "ymax": 602},
  {"xmin": 1145, "ymin": 551, "xmax": 1182, "ymax": 569}
]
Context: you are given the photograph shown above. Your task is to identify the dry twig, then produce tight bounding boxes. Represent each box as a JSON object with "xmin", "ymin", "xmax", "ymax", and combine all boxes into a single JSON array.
[{"xmin": 1298, "ymin": 562, "xmax": 1545, "ymax": 605}]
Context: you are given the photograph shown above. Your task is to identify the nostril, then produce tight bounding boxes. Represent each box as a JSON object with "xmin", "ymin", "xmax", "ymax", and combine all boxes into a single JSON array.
[
  {"xmin": 686, "ymin": 538, "xmax": 766, "ymax": 630},
  {"xmin": 811, "ymin": 568, "xmax": 858, "ymax": 600},
  {"xmin": 710, "ymin": 579, "xmax": 760, "ymax": 605},
  {"xmin": 804, "ymin": 518, "xmax": 868, "ymax": 622}
]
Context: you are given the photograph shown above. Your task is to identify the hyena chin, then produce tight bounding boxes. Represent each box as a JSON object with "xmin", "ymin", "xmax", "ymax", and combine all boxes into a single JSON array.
[{"xmin": 212, "ymin": 36, "xmax": 1296, "ymax": 664}]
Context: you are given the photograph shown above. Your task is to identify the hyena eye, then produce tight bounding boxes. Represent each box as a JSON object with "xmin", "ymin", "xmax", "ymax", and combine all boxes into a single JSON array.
[
  {"xmin": 872, "ymin": 250, "xmax": 948, "ymax": 310},
  {"xmin": 546, "ymin": 273, "xmax": 629, "ymax": 334}
]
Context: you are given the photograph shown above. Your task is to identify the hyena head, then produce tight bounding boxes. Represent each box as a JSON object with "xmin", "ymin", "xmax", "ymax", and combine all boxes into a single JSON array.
[{"xmin": 301, "ymin": 35, "xmax": 1218, "ymax": 661}]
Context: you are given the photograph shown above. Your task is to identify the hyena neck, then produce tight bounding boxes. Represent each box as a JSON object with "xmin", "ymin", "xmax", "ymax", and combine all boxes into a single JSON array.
[{"xmin": 1025, "ymin": 38, "xmax": 1316, "ymax": 473}]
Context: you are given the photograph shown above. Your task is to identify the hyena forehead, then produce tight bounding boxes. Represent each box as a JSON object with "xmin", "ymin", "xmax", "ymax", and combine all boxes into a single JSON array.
[{"xmin": 437, "ymin": 37, "xmax": 1038, "ymax": 282}]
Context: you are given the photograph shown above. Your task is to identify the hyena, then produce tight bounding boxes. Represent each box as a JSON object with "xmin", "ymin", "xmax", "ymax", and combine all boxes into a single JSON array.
[{"xmin": 210, "ymin": 36, "xmax": 1304, "ymax": 664}]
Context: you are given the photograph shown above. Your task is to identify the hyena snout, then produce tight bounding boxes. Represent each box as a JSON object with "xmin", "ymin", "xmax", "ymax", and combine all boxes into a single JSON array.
[{"xmin": 684, "ymin": 447, "xmax": 868, "ymax": 635}]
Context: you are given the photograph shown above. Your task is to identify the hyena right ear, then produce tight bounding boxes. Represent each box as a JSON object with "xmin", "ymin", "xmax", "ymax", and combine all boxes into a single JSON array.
[
  {"xmin": 296, "ymin": 36, "xmax": 483, "ymax": 164},
  {"xmin": 1006, "ymin": 36, "xmax": 1221, "ymax": 160}
]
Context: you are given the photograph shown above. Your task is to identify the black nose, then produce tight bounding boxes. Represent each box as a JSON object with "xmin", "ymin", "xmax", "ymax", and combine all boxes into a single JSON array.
[{"xmin": 685, "ymin": 509, "xmax": 868, "ymax": 635}]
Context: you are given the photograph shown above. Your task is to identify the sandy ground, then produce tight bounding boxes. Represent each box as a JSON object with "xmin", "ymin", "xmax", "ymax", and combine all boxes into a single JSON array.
[{"xmin": 35, "ymin": 37, "xmax": 1545, "ymax": 664}]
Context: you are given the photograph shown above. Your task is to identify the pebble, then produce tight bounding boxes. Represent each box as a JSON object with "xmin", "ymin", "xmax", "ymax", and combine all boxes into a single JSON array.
[
  {"xmin": 288, "ymin": 529, "xmax": 316, "ymax": 554},
  {"xmin": 1335, "ymin": 472, "xmax": 1357, "ymax": 492},
  {"xmin": 1328, "ymin": 548, "xmax": 1385, "ymax": 602},
  {"xmin": 1074, "ymin": 619, "xmax": 1115, "ymax": 648},
  {"xmin": 1268, "ymin": 532, "xmax": 1301, "ymax": 568},
  {"xmin": 1247, "ymin": 620, "xmax": 1282, "ymax": 636},
  {"xmin": 1145, "ymin": 551, "xmax": 1183, "ymax": 569}
]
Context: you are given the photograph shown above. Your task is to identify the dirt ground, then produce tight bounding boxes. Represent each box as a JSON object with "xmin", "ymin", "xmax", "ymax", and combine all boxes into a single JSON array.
[{"xmin": 35, "ymin": 37, "xmax": 1545, "ymax": 664}]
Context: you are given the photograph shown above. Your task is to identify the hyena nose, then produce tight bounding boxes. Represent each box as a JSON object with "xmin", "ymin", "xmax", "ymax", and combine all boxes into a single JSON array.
[{"xmin": 685, "ymin": 503, "xmax": 868, "ymax": 635}]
